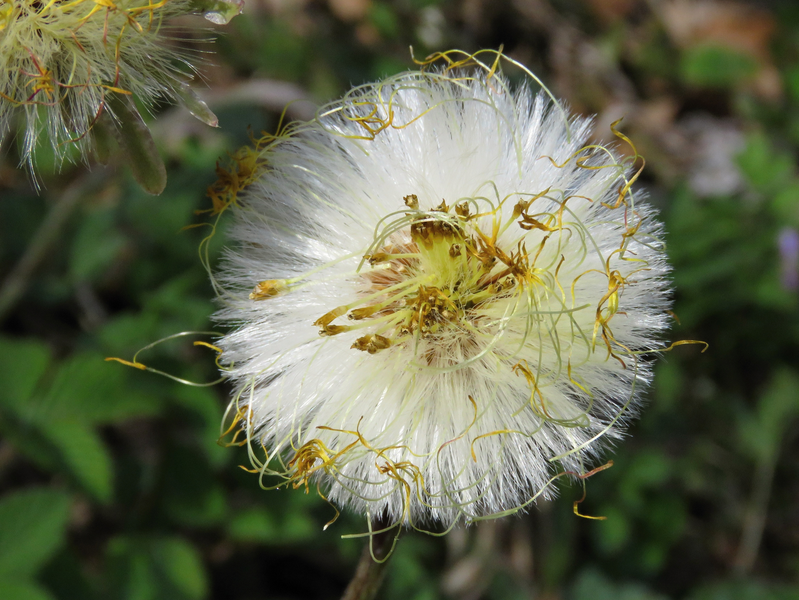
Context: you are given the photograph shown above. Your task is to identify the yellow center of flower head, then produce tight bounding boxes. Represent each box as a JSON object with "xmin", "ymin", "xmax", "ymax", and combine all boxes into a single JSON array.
[{"xmin": 312, "ymin": 192, "xmax": 553, "ymax": 358}]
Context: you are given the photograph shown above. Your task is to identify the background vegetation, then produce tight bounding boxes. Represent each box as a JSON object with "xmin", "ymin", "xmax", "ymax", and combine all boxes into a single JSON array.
[{"xmin": 1, "ymin": 0, "xmax": 799, "ymax": 598}]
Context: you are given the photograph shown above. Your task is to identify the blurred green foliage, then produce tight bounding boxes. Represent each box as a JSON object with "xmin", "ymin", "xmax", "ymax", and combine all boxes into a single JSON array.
[{"xmin": 2, "ymin": 1, "xmax": 799, "ymax": 599}]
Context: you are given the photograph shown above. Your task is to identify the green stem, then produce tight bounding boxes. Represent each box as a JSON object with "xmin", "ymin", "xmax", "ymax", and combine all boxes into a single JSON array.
[{"xmin": 340, "ymin": 517, "xmax": 396, "ymax": 600}]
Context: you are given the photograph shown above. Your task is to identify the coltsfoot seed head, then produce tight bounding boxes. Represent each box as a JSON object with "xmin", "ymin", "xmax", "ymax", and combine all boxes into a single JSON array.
[
  {"xmin": 214, "ymin": 51, "xmax": 673, "ymax": 530},
  {"xmin": 0, "ymin": 0, "xmax": 238, "ymax": 172}
]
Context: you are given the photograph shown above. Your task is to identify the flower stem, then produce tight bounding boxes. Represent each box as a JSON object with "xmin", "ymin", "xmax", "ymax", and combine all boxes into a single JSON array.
[{"xmin": 340, "ymin": 517, "xmax": 396, "ymax": 600}]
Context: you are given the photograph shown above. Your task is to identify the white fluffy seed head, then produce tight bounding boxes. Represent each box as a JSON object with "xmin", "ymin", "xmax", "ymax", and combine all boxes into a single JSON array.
[
  {"xmin": 214, "ymin": 54, "xmax": 672, "ymax": 530},
  {"xmin": 0, "ymin": 0, "xmax": 211, "ymax": 167}
]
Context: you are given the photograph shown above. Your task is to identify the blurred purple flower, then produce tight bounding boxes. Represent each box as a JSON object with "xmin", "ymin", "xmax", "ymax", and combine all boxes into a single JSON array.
[{"xmin": 778, "ymin": 227, "xmax": 799, "ymax": 290}]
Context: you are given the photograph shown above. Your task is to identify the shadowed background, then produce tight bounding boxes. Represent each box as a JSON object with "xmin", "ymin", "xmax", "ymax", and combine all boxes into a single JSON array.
[{"xmin": 1, "ymin": 1, "xmax": 799, "ymax": 599}]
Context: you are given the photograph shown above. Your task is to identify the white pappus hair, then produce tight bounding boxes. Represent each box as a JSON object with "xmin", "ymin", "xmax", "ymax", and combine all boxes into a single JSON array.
[{"xmin": 213, "ymin": 52, "xmax": 672, "ymax": 531}]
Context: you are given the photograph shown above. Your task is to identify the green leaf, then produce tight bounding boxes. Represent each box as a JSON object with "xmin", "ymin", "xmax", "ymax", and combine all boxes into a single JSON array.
[
  {"xmin": 281, "ymin": 508, "xmax": 317, "ymax": 542},
  {"xmin": 69, "ymin": 208, "xmax": 127, "ymax": 283},
  {"xmin": 107, "ymin": 538, "xmax": 156, "ymax": 600},
  {"xmin": 142, "ymin": 274, "xmax": 213, "ymax": 333},
  {"xmin": 688, "ymin": 580, "xmax": 799, "ymax": 600},
  {"xmin": 0, "ymin": 337, "xmax": 51, "ymax": 408},
  {"xmin": 571, "ymin": 569, "xmax": 668, "ymax": 600},
  {"xmin": 30, "ymin": 352, "xmax": 160, "ymax": 425},
  {"xmin": 39, "ymin": 421, "xmax": 114, "ymax": 503},
  {"xmin": 227, "ymin": 508, "xmax": 278, "ymax": 543},
  {"xmin": 161, "ymin": 443, "xmax": 227, "ymax": 528},
  {"xmin": 106, "ymin": 537, "xmax": 208, "ymax": 600},
  {"xmin": 653, "ymin": 360, "xmax": 683, "ymax": 412},
  {"xmin": 785, "ymin": 65, "xmax": 799, "ymax": 103},
  {"xmin": 757, "ymin": 370, "xmax": 799, "ymax": 438},
  {"xmin": 150, "ymin": 538, "xmax": 208, "ymax": 600},
  {"xmin": 369, "ymin": 2, "xmax": 400, "ymax": 39},
  {"xmin": 0, "ymin": 488, "xmax": 71, "ymax": 579},
  {"xmin": 123, "ymin": 189, "xmax": 203, "ymax": 244},
  {"xmin": 737, "ymin": 131, "xmax": 795, "ymax": 195},
  {"xmin": 383, "ymin": 536, "xmax": 437, "ymax": 600},
  {"xmin": 96, "ymin": 312, "xmax": 161, "ymax": 356},
  {"xmin": 738, "ymin": 369, "xmax": 799, "ymax": 462},
  {"xmin": 255, "ymin": 21, "xmax": 307, "ymax": 80},
  {"xmin": 0, "ymin": 579, "xmax": 57, "ymax": 600},
  {"xmin": 170, "ymin": 385, "xmax": 227, "ymax": 467},
  {"xmin": 487, "ymin": 575, "xmax": 527, "ymax": 600},
  {"xmin": 38, "ymin": 549, "xmax": 97, "ymax": 600},
  {"xmin": 164, "ymin": 485, "xmax": 227, "ymax": 529},
  {"xmin": 618, "ymin": 452, "xmax": 671, "ymax": 510},
  {"xmin": 0, "ymin": 351, "xmax": 156, "ymax": 500},
  {"xmin": 769, "ymin": 180, "xmax": 799, "ymax": 224},
  {"xmin": 592, "ymin": 505, "xmax": 631, "ymax": 555},
  {"xmin": 680, "ymin": 45, "xmax": 758, "ymax": 88},
  {"xmin": 0, "ymin": 418, "xmax": 60, "ymax": 474}
]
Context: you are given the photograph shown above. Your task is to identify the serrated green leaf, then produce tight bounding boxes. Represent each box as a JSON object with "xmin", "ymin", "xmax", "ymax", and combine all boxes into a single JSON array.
[
  {"xmin": 0, "ymin": 337, "xmax": 51, "ymax": 408},
  {"xmin": 39, "ymin": 421, "xmax": 114, "ymax": 503},
  {"xmin": 0, "ymin": 488, "xmax": 71, "ymax": 578},
  {"xmin": 0, "ymin": 579, "xmax": 57, "ymax": 600},
  {"xmin": 25, "ymin": 353, "xmax": 160, "ymax": 425}
]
